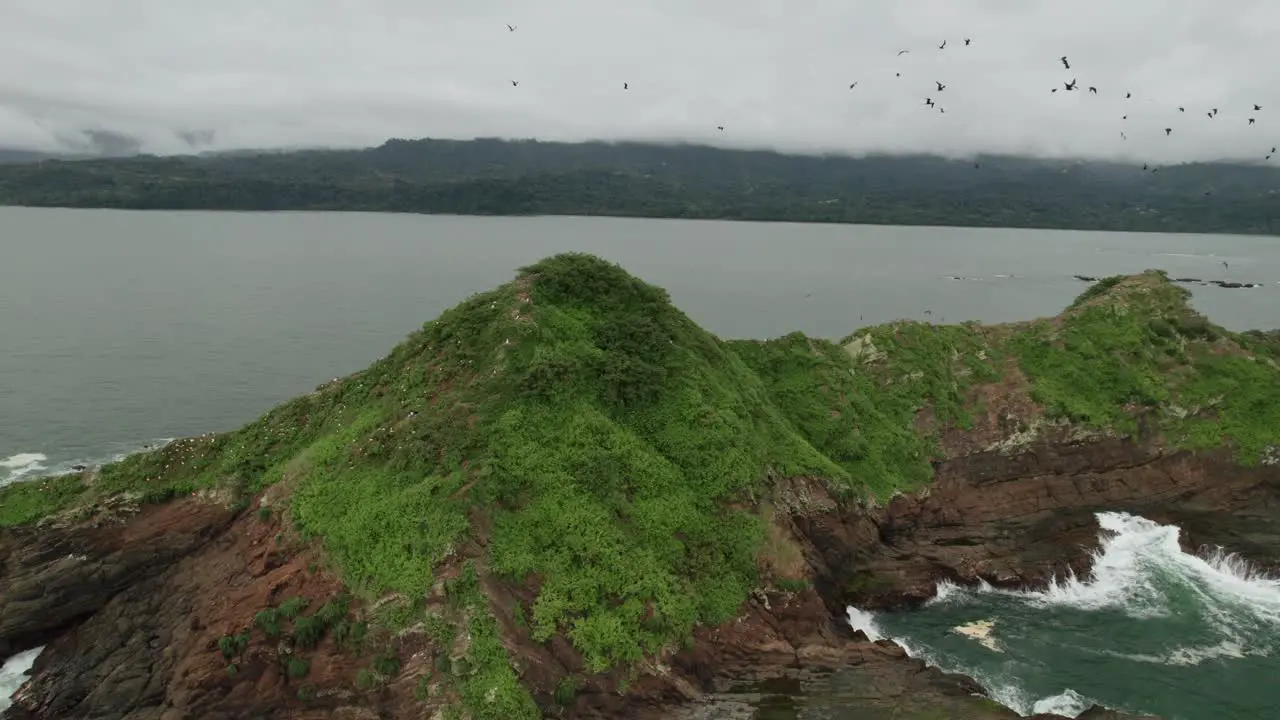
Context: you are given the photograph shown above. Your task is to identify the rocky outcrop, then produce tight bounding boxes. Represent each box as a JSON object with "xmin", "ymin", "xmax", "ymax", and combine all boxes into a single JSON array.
[
  {"xmin": 796, "ymin": 436, "xmax": 1280, "ymax": 613},
  {"xmin": 4, "ymin": 429, "xmax": 1252, "ymax": 718}
]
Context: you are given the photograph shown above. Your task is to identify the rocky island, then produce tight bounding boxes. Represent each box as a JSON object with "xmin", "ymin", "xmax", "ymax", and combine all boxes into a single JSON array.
[{"xmin": 2, "ymin": 254, "xmax": 1277, "ymax": 719}]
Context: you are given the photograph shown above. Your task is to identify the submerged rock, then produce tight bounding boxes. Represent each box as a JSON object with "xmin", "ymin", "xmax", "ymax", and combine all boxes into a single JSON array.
[{"xmin": 2, "ymin": 258, "xmax": 1278, "ymax": 719}]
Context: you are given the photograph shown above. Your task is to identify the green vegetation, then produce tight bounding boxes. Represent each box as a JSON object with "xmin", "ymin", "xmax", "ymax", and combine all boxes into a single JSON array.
[
  {"xmin": 2, "ymin": 256, "xmax": 1277, "ymax": 716},
  {"xmin": 445, "ymin": 563, "xmax": 540, "ymax": 720},
  {"xmin": 1, "ymin": 138, "xmax": 1278, "ymax": 235},
  {"xmin": 1009, "ymin": 270, "xmax": 1280, "ymax": 462}
]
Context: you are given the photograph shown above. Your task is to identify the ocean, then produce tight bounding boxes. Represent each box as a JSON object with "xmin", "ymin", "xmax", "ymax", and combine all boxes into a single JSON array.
[{"xmin": 2, "ymin": 207, "xmax": 1279, "ymax": 716}]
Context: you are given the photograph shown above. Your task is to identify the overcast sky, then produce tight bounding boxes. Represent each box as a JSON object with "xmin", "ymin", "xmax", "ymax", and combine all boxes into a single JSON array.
[{"xmin": 1, "ymin": 0, "xmax": 1277, "ymax": 163}]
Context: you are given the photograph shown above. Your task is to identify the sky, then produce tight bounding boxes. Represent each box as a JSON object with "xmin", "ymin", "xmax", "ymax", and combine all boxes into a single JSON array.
[{"xmin": 1, "ymin": 0, "xmax": 1278, "ymax": 163}]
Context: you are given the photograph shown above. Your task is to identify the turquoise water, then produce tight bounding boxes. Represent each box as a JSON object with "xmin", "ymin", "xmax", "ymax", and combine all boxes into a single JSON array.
[{"xmin": 849, "ymin": 513, "xmax": 1280, "ymax": 719}]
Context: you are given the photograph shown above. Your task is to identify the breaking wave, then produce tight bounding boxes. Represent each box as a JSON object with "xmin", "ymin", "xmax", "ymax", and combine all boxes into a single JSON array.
[
  {"xmin": 846, "ymin": 512, "xmax": 1280, "ymax": 719},
  {"xmin": 1, "ymin": 438, "xmax": 175, "ymax": 487},
  {"xmin": 0, "ymin": 647, "xmax": 42, "ymax": 712}
]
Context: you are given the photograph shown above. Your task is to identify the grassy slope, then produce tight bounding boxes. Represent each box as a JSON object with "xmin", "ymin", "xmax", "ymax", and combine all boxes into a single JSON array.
[{"xmin": 2, "ymin": 259, "xmax": 1277, "ymax": 716}]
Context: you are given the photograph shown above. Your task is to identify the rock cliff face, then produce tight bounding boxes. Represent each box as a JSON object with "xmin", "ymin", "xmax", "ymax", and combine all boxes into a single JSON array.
[
  {"xmin": 3, "ymin": 434, "xmax": 1229, "ymax": 718},
  {"xmin": 2, "ymin": 260, "xmax": 1275, "ymax": 719}
]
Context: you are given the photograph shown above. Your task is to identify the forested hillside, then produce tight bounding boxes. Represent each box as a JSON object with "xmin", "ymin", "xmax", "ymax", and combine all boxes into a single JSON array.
[{"xmin": 2, "ymin": 137, "xmax": 1278, "ymax": 234}]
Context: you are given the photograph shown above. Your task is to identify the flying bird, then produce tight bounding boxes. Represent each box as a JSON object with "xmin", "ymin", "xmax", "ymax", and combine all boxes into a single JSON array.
[
  {"xmin": 1212, "ymin": 108, "xmax": 1219, "ymax": 116},
  {"xmin": 1064, "ymin": 78, "xmax": 1078, "ymax": 91},
  {"xmin": 1179, "ymin": 107, "xmax": 1185, "ymax": 112},
  {"xmin": 511, "ymin": 80, "xmax": 519, "ymax": 87},
  {"xmin": 1061, "ymin": 56, "xmax": 1070, "ymax": 69},
  {"xmin": 1089, "ymin": 86, "xmax": 1098, "ymax": 94},
  {"xmin": 1249, "ymin": 118, "xmax": 1255, "ymax": 125},
  {"xmin": 1125, "ymin": 92, "xmax": 1131, "ymax": 99},
  {"xmin": 925, "ymin": 97, "xmax": 935, "ymax": 107},
  {"xmin": 897, "ymin": 49, "xmax": 911, "ymax": 56},
  {"xmin": 938, "ymin": 40, "xmax": 947, "ymax": 49},
  {"xmin": 964, "ymin": 38, "xmax": 972, "ymax": 45},
  {"xmin": 849, "ymin": 81, "xmax": 858, "ymax": 89},
  {"xmin": 623, "ymin": 82, "xmax": 629, "ymax": 90},
  {"xmin": 716, "ymin": 125, "xmax": 725, "ymax": 131},
  {"xmin": 1254, "ymin": 104, "xmax": 1262, "ymax": 111},
  {"xmin": 1165, "ymin": 128, "xmax": 1172, "ymax": 136},
  {"xmin": 936, "ymin": 81, "xmax": 946, "ymax": 92},
  {"xmin": 1121, "ymin": 132, "xmax": 1127, "ymax": 140},
  {"xmin": 506, "ymin": 24, "xmax": 516, "ymax": 32}
]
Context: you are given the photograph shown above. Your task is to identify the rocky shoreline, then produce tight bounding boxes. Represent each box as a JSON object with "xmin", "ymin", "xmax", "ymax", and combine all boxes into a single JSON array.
[
  {"xmin": 3, "ymin": 262, "xmax": 1278, "ymax": 719},
  {"xmin": 8, "ymin": 424, "xmax": 1273, "ymax": 717}
]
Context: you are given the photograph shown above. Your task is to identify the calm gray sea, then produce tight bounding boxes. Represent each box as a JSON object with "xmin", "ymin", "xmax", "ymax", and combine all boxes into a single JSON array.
[
  {"xmin": 2, "ymin": 208, "xmax": 1279, "ymax": 718},
  {"xmin": 2, "ymin": 207, "xmax": 1276, "ymax": 478}
]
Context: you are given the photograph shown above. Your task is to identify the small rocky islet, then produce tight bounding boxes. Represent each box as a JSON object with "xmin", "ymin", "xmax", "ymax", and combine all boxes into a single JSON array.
[{"xmin": 3, "ymin": 253, "xmax": 1277, "ymax": 719}]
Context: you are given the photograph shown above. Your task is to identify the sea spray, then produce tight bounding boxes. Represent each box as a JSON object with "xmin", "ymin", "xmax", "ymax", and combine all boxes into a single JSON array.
[
  {"xmin": 0, "ymin": 647, "xmax": 42, "ymax": 712},
  {"xmin": 0, "ymin": 438, "xmax": 174, "ymax": 487},
  {"xmin": 846, "ymin": 511, "xmax": 1280, "ymax": 719},
  {"xmin": 0, "ymin": 453, "xmax": 48, "ymax": 486}
]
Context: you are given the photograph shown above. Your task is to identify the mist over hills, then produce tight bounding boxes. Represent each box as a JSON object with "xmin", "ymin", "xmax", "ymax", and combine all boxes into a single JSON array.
[{"xmin": 2, "ymin": 136, "xmax": 1277, "ymax": 234}]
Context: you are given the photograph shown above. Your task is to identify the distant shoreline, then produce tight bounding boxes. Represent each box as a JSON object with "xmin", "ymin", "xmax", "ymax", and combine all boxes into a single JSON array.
[{"xmin": 2, "ymin": 137, "xmax": 1277, "ymax": 236}]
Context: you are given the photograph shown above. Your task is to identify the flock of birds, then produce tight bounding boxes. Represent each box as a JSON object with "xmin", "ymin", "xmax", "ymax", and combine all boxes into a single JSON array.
[
  {"xmin": 502, "ymin": 25, "xmax": 1276, "ymax": 179},
  {"xmin": 1040, "ymin": 52, "xmax": 1275, "ymax": 170}
]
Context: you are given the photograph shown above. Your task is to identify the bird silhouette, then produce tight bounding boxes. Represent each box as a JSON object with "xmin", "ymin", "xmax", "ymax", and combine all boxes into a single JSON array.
[
  {"xmin": 506, "ymin": 24, "xmax": 516, "ymax": 32},
  {"xmin": 1165, "ymin": 128, "xmax": 1173, "ymax": 136},
  {"xmin": 1249, "ymin": 118, "xmax": 1255, "ymax": 125},
  {"xmin": 1207, "ymin": 112, "xmax": 1214, "ymax": 119},
  {"xmin": 1212, "ymin": 108, "xmax": 1219, "ymax": 116},
  {"xmin": 938, "ymin": 40, "xmax": 947, "ymax": 50},
  {"xmin": 1254, "ymin": 104, "xmax": 1262, "ymax": 111},
  {"xmin": 1122, "ymin": 115, "xmax": 1128, "ymax": 120},
  {"xmin": 964, "ymin": 38, "xmax": 972, "ymax": 45},
  {"xmin": 623, "ymin": 82, "xmax": 629, "ymax": 90},
  {"xmin": 716, "ymin": 125, "xmax": 725, "ymax": 131},
  {"xmin": 1272, "ymin": 147, "xmax": 1277, "ymax": 153},
  {"xmin": 897, "ymin": 49, "xmax": 911, "ymax": 56},
  {"xmin": 936, "ymin": 81, "xmax": 946, "ymax": 92},
  {"xmin": 1061, "ymin": 56, "xmax": 1070, "ymax": 69},
  {"xmin": 1064, "ymin": 78, "xmax": 1078, "ymax": 91},
  {"xmin": 1121, "ymin": 132, "xmax": 1128, "ymax": 140},
  {"xmin": 511, "ymin": 80, "xmax": 519, "ymax": 87},
  {"xmin": 1178, "ymin": 107, "xmax": 1185, "ymax": 112},
  {"xmin": 1125, "ymin": 92, "xmax": 1131, "ymax": 99},
  {"xmin": 849, "ymin": 81, "xmax": 858, "ymax": 89},
  {"xmin": 925, "ymin": 97, "xmax": 934, "ymax": 107},
  {"xmin": 1089, "ymin": 86, "xmax": 1098, "ymax": 94}
]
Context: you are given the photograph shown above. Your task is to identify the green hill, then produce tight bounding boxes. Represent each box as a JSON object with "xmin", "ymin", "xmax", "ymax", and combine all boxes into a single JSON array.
[
  {"xmin": 2, "ymin": 255, "xmax": 1278, "ymax": 717},
  {"xmin": 1, "ymin": 137, "xmax": 1279, "ymax": 234}
]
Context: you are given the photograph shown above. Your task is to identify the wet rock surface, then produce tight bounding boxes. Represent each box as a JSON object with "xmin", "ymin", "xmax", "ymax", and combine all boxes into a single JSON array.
[{"xmin": 3, "ymin": 430, "xmax": 1275, "ymax": 718}]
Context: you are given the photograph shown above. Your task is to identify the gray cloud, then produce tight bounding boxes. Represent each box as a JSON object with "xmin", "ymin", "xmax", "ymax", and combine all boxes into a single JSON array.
[{"xmin": 1, "ymin": 0, "xmax": 1277, "ymax": 163}]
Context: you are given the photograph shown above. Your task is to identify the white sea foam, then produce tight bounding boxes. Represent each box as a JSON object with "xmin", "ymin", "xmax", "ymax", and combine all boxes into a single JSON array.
[
  {"xmin": 0, "ymin": 646, "xmax": 43, "ymax": 712},
  {"xmin": 0, "ymin": 453, "xmax": 48, "ymax": 485},
  {"xmin": 0, "ymin": 439, "xmax": 175, "ymax": 487},
  {"xmin": 845, "ymin": 511, "xmax": 1280, "ymax": 717}
]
